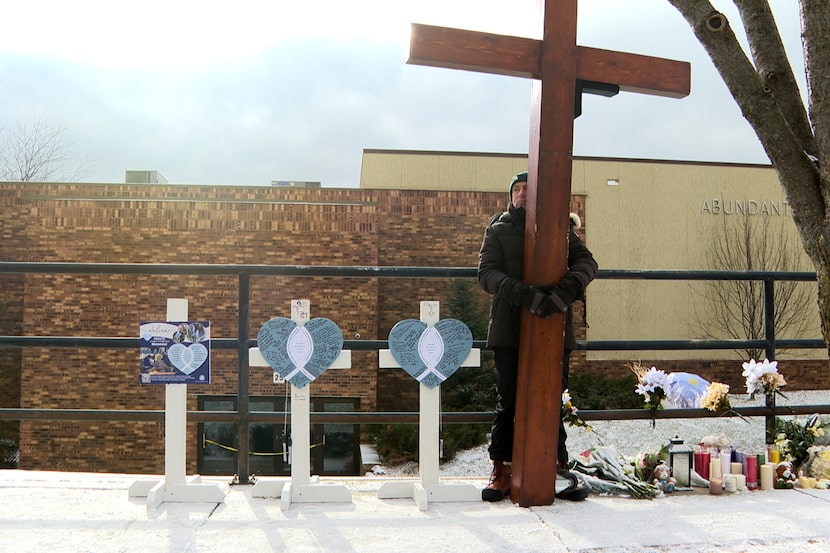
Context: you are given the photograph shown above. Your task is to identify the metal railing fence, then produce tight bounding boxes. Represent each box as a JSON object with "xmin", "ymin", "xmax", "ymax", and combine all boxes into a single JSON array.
[{"xmin": 0, "ymin": 262, "xmax": 827, "ymax": 483}]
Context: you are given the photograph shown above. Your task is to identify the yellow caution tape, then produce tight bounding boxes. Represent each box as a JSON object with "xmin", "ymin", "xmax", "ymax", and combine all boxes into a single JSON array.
[{"xmin": 203, "ymin": 438, "xmax": 323, "ymax": 456}]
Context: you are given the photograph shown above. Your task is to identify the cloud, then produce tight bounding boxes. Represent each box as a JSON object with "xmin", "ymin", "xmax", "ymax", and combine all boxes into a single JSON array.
[{"xmin": 0, "ymin": 1, "xmax": 805, "ymax": 186}]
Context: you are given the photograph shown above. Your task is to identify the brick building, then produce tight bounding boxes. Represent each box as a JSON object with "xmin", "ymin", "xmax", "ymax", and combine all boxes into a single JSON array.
[
  {"xmin": 0, "ymin": 180, "xmax": 514, "ymax": 474},
  {"xmin": 1, "ymin": 150, "xmax": 828, "ymax": 475}
]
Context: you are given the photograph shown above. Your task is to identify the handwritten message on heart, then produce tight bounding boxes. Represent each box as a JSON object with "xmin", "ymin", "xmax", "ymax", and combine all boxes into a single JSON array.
[
  {"xmin": 257, "ymin": 317, "xmax": 343, "ymax": 388},
  {"xmin": 388, "ymin": 318, "xmax": 473, "ymax": 388},
  {"xmin": 167, "ymin": 343, "xmax": 209, "ymax": 375}
]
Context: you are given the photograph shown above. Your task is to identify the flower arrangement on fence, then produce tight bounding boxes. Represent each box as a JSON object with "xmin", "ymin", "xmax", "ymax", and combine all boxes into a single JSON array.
[
  {"xmin": 700, "ymin": 382, "xmax": 732, "ymax": 413},
  {"xmin": 630, "ymin": 362, "xmax": 668, "ymax": 427},
  {"xmin": 700, "ymin": 381, "xmax": 749, "ymax": 422},
  {"xmin": 742, "ymin": 358, "xmax": 787, "ymax": 400},
  {"xmin": 561, "ymin": 389, "xmax": 595, "ymax": 434}
]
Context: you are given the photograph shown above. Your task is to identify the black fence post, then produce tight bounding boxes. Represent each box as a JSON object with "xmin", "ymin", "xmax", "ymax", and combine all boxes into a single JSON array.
[{"xmin": 236, "ymin": 272, "xmax": 251, "ymax": 483}]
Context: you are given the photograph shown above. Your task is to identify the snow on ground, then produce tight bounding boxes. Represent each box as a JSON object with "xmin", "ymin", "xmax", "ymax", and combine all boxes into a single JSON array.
[
  {"xmin": 378, "ymin": 391, "xmax": 828, "ymax": 478},
  {"xmin": 4, "ymin": 395, "xmax": 830, "ymax": 553}
]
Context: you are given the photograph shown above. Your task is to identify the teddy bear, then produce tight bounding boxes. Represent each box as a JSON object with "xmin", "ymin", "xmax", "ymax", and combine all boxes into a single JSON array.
[
  {"xmin": 775, "ymin": 461, "xmax": 798, "ymax": 489},
  {"xmin": 652, "ymin": 463, "xmax": 677, "ymax": 493}
]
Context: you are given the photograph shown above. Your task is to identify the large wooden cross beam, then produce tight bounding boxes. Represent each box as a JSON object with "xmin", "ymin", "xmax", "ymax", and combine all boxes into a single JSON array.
[{"xmin": 408, "ymin": 0, "xmax": 690, "ymax": 507}]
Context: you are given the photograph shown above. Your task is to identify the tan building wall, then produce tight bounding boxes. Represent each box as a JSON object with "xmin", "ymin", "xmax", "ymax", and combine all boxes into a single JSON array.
[{"xmin": 360, "ymin": 149, "xmax": 825, "ymax": 362}]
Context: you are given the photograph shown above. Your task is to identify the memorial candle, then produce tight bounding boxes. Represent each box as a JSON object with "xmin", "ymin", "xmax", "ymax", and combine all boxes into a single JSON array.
[
  {"xmin": 709, "ymin": 457, "xmax": 722, "ymax": 481},
  {"xmin": 746, "ymin": 455, "xmax": 758, "ymax": 490},
  {"xmin": 799, "ymin": 475, "xmax": 814, "ymax": 489},
  {"xmin": 735, "ymin": 474, "xmax": 747, "ymax": 491},
  {"xmin": 760, "ymin": 464, "xmax": 774, "ymax": 490},
  {"xmin": 723, "ymin": 474, "xmax": 737, "ymax": 493},
  {"xmin": 720, "ymin": 447, "xmax": 732, "ymax": 477},
  {"xmin": 768, "ymin": 445, "xmax": 780, "ymax": 464},
  {"xmin": 695, "ymin": 449, "xmax": 710, "ymax": 480}
]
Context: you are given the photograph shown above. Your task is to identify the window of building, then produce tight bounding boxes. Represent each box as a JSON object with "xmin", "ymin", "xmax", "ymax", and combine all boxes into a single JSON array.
[{"xmin": 197, "ymin": 395, "xmax": 361, "ymax": 476}]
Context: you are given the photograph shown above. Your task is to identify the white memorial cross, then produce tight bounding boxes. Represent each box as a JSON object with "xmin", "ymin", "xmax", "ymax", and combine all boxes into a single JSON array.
[
  {"xmin": 377, "ymin": 301, "xmax": 481, "ymax": 510},
  {"xmin": 128, "ymin": 298, "xmax": 225, "ymax": 508},
  {"xmin": 248, "ymin": 299, "xmax": 352, "ymax": 510}
]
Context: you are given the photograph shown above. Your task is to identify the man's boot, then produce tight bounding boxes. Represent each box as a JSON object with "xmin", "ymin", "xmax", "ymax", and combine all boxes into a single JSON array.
[{"xmin": 482, "ymin": 460, "xmax": 512, "ymax": 502}]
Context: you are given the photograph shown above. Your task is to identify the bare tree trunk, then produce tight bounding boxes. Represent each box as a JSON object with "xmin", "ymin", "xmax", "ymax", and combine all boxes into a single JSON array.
[{"xmin": 818, "ymin": 265, "xmax": 830, "ymax": 359}]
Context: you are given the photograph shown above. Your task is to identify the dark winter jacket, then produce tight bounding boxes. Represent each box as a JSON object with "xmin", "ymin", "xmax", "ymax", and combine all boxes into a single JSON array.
[{"xmin": 477, "ymin": 206, "xmax": 598, "ymax": 349}]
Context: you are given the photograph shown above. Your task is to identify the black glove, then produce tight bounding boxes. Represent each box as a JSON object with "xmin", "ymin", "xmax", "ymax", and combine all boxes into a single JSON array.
[
  {"xmin": 520, "ymin": 286, "xmax": 559, "ymax": 318},
  {"xmin": 547, "ymin": 287, "xmax": 571, "ymax": 313}
]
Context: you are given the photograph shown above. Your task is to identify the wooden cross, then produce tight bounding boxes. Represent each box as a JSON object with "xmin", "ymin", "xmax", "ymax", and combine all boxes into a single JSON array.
[{"xmin": 408, "ymin": 0, "xmax": 690, "ymax": 506}]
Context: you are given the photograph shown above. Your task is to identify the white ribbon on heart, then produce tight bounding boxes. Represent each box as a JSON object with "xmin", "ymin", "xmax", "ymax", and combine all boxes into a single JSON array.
[
  {"xmin": 167, "ymin": 343, "xmax": 208, "ymax": 375},
  {"xmin": 416, "ymin": 326, "xmax": 447, "ymax": 384},
  {"xmin": 284, "ymin": 325, "xmax": 317, "ymax": 383}
]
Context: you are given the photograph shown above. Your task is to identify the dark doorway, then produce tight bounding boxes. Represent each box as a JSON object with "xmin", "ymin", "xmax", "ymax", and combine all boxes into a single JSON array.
[{"xmin": 197, "ymin": 395, "xmax": 360, "ymax": 476}]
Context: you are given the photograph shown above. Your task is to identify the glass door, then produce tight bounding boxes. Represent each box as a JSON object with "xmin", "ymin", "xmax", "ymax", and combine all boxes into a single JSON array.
[{"xmin": 198, "ymin": 395, "xmax": 360, "ymax": 476}]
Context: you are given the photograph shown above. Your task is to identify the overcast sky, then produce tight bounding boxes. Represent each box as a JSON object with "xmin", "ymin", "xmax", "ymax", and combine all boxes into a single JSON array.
[{"xmin": 0, "ymin": 0, "xmax": 805, "ymax": 187}]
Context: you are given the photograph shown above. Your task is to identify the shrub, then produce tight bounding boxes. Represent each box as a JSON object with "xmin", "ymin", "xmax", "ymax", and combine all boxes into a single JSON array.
[
  {"xmin": 366, "ymin": 424, "xmax": 419, "ymax": 466},
  {"xmin": 370, "ymin": 280, "xmax": 496, "ymax": 466},
  {"xmin": 568, "ymin": 373, "xmax": 643, "ymax": 410},
  {"xmin": 0, "ymin": 438, "xmax": 19, "ymax": 468}
]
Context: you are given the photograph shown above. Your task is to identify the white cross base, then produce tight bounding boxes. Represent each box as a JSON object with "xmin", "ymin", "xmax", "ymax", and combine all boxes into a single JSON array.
[
  {"xmin": 248, "ymin": 299, "xmax": 352, "ymax": 510},
  {"xmin": 376, "ymin": 301, "xmax": 481, "ymax": 510},
  {"xmin": 128, "ymin": 298, "xmax": 225, "ymax": 508}
]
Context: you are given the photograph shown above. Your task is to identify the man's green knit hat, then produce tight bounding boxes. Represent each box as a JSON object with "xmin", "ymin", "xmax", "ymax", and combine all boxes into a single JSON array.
[{"xmin": 508, "ymin": 171, "xmax": 528, "ymax": 206}]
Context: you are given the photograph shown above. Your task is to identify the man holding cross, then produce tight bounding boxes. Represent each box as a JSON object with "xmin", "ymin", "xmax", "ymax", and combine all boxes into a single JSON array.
[
  {"xmin": 478, "ymin": 170, "xmax": 597, "ymax": 502},
  {"xmin": 409, "ymin": 0, "xmax": 688, "ymax": 505}
]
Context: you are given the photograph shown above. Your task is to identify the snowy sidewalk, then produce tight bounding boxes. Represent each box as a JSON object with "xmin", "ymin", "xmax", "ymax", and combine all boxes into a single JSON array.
[{"xmin": 2, "ymin": 470, "xmax": 830, "ymax": 553}]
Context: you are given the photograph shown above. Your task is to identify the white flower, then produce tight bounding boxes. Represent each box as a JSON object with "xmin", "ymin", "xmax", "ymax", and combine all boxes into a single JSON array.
[
  {"xmin": 636, "ymin": 367, "xmax": 668, "ymax": 396},
  {"xmin": 742, "ymin": 358, "xmax": 780, "ymax": 396},
  {"xmin": 562, "ymin": 389, "xmax": 572, "ymax": 405}
]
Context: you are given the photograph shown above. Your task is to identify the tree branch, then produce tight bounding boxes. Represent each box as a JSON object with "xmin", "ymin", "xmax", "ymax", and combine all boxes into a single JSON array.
[
  {"xmin": 801, "ymin": 0, "xmax": 830, "ymax": 194},
  {"xmin": 734, "ymin": 0, "xmax": 814, "ymax": 151},
  {"xmin": 668, "ymin": 0, "xmax": 825, "ymax": 256}
]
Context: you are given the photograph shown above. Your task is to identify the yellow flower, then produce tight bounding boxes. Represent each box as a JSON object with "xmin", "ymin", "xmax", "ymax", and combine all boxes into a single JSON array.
[
  {"xmin": 761, "ymin": 372, "xmax": 786, "ymax": 392},
  {"xmin": 701, "ymin": 382, "xmax": 731, "ymax": 412}
]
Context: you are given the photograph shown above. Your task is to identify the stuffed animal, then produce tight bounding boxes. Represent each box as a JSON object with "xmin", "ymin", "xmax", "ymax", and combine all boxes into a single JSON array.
[
  {"xmin": 699, "ymin": 433, "xmax": 729, "ymax": 449},
  {"xmin": 775, "ymin": 461, "xmax": 798, "ymax": 489},
  {"xmin": 652, "ymin": 463, "xmax": 677, "ymax": 493}
]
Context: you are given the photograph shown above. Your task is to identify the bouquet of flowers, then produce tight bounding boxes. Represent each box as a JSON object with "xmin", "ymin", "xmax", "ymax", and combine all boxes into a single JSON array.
[
  {"xmin": 775, "ymin": 415, "xmax": 825, "ymax": 473},
  {"xmin": 630, "ymin": 362, "xmax": 668, "ymax": 427},
  {"xmin": 571, "ymin": 446, "xmax": 662, "ymax": 499},
  {"xmin": 804, "ymin": 446, "xmax": 830, "ymax": 481},
  {"xmin": 561, "ymin": 389, "xmax": 595, "ymax": 434},
  {"xmin": 700, "ymin": 381, "xmax": 749, "ymax": 422},
  {"xmin": 630, "ymin": 450, "xmax": 665, "ymax": 483},
  {"xmin": 742, "ymin": 358, "xmax": 787, "ymax": 400}
]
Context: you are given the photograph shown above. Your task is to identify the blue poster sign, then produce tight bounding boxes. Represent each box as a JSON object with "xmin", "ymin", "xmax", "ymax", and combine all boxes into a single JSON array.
[{"xmin": 139, "ymin": 321, "xmax": 210, "ymax": 384}]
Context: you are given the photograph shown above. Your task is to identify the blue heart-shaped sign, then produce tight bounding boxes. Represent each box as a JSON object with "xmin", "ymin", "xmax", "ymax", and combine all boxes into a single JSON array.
[
  {"xmin": 388, "ymin": 318, "xmax": 473, "ymax": 388},
  {"xmin": 257, "ymin": 317, "xmax": 344, "ymax": 388}
]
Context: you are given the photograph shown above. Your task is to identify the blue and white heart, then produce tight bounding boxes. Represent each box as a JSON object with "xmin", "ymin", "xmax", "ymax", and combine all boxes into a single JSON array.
[
  {"xmin": 388, "ymin": 318, "xmax": 473, "ymax": 388},
  {"xmin": 167, "ymin": 343, "xmax": 208, "ymax": 375},
  {"xmin": 257, "ymin": 317, "xmax": 343, "ymax": 388}
]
